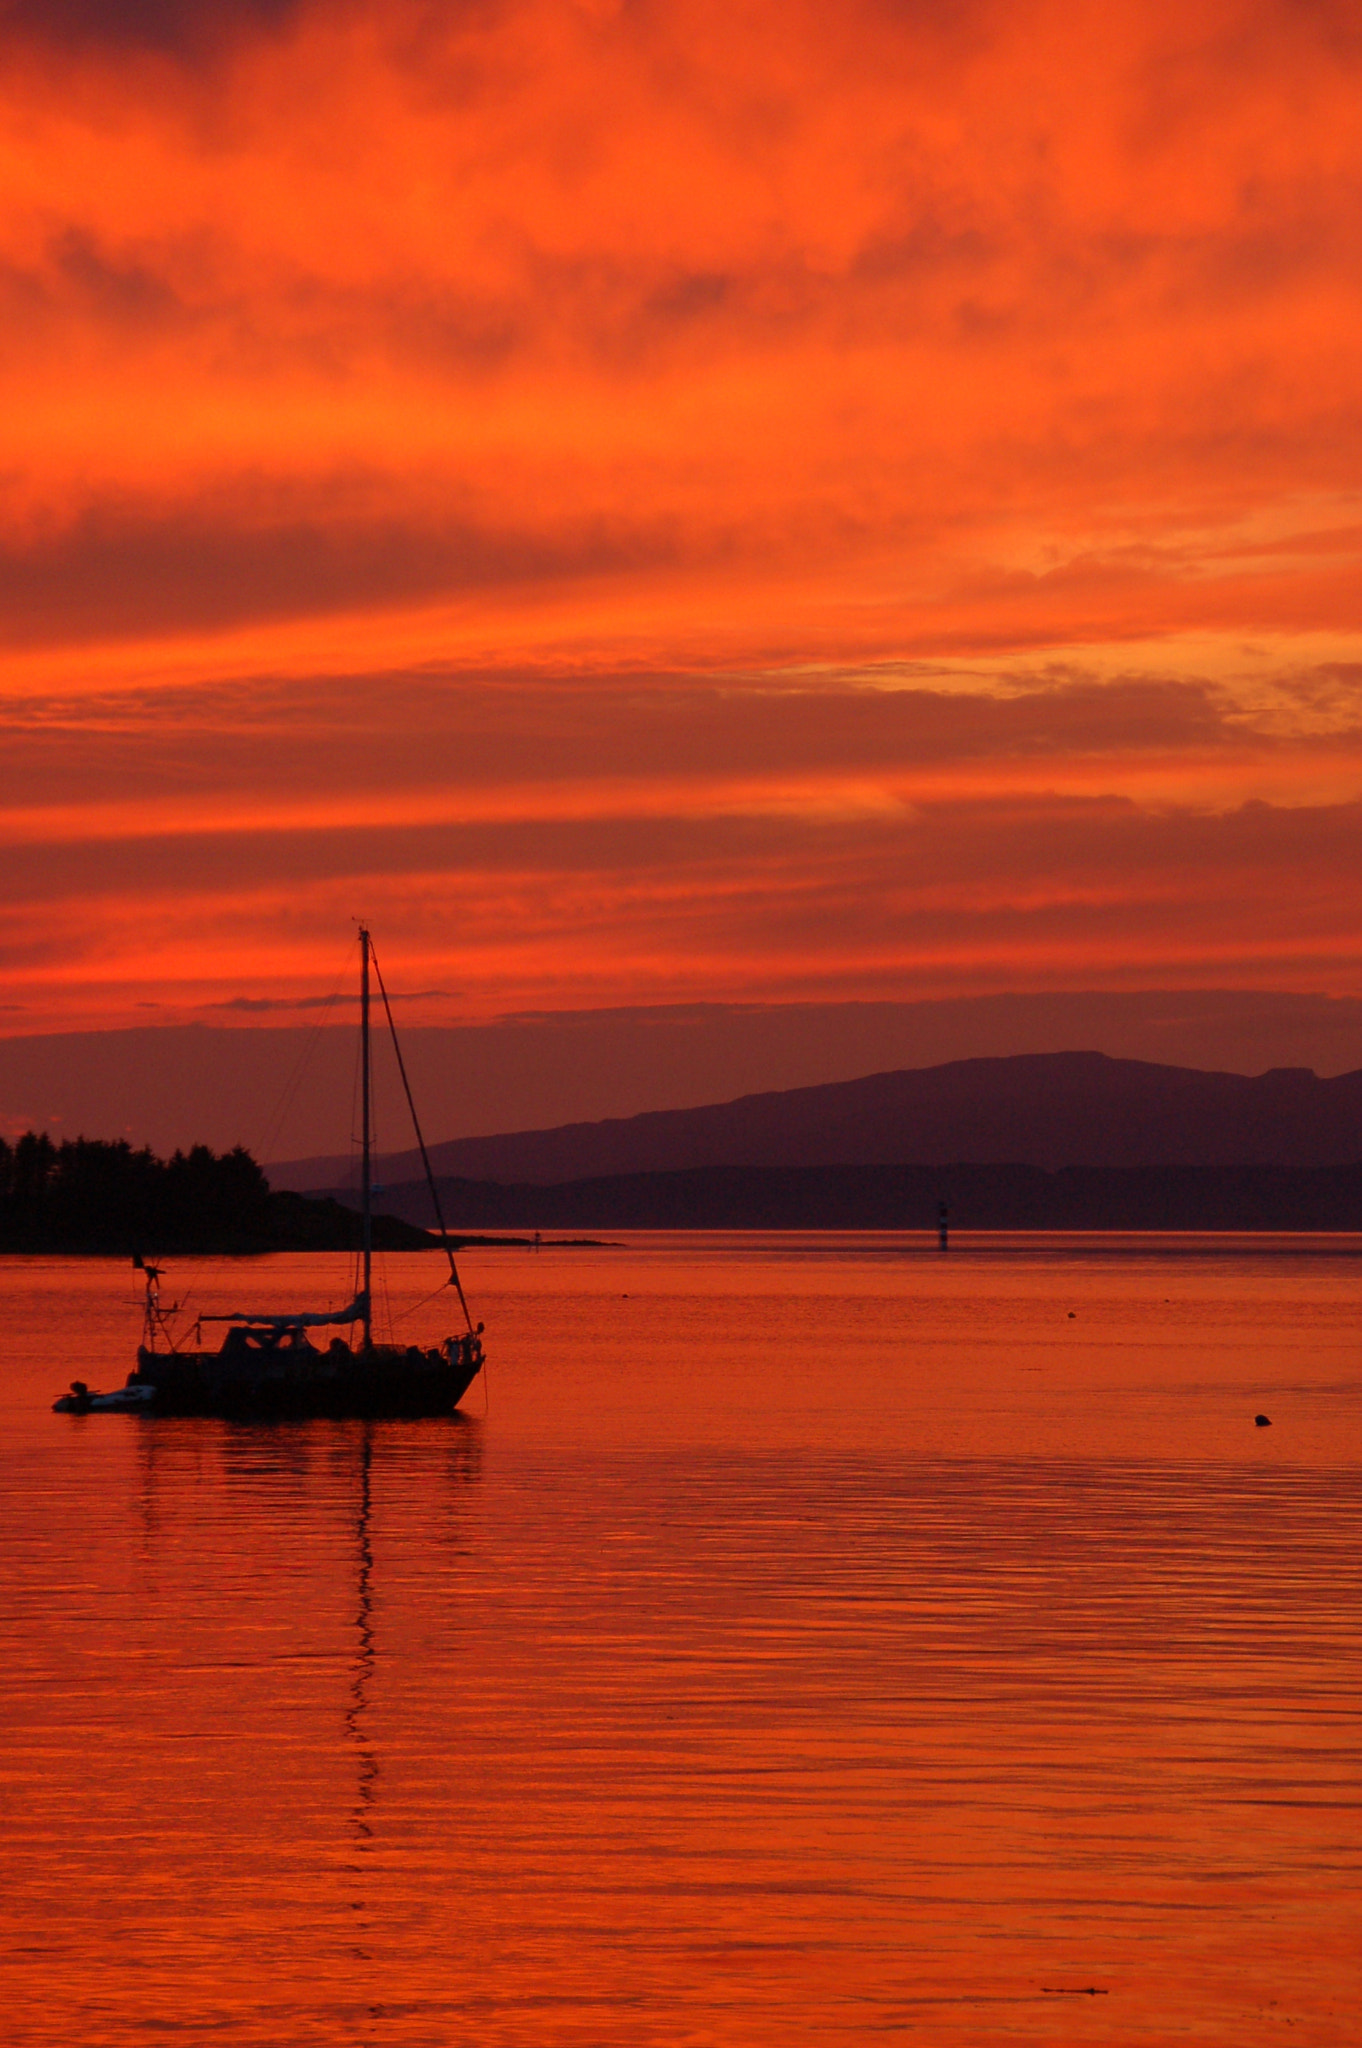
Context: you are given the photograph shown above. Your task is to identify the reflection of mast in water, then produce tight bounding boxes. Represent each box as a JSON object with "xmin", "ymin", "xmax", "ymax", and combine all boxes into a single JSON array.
[
  {"xmin": 134, "ymin": 1413, "xmax": 483, "ymax": 1979},
  {"xmin": 345, "ymin": 1423, "xmax": 379, "ymax": 1959}
]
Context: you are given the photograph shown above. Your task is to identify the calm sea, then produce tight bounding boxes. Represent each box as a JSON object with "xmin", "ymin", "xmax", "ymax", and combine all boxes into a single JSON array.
[{"xmin": 4, "ymin": 1234, "xmax": 1361, "ymax": 2046}]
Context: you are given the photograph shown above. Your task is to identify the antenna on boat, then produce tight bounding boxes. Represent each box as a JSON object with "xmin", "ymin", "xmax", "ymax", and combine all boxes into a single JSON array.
[
  {"xmin": 359, "ymin": 925, "xmax": 374, "ymax": 1351},
  {"xmin": 132, "ymin": 1251, "xmax": 178, "ymax": 1351}
]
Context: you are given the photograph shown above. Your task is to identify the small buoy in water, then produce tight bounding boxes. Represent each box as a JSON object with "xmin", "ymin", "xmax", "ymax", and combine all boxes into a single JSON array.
[{"xmin": 1255, "ymin": 1413, "xmax": 1272, "ymax": 1427}]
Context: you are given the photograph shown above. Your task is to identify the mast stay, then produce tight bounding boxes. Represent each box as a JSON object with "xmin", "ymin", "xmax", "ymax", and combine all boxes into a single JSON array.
[{"xmin": 362, "ymin": 928, "xmax": 474, "ymax": 1334}]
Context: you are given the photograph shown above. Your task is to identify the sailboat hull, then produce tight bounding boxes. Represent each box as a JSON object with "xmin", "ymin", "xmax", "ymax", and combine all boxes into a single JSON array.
[{"xmin": 128, "ymin": 1344, "xmax": 481, "ymax": 1418}]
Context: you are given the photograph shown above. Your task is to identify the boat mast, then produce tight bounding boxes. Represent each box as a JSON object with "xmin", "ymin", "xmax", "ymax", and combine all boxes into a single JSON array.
[{"xmin": 359, "ymin": 924, "xmax": 373, "ymax": 1350}]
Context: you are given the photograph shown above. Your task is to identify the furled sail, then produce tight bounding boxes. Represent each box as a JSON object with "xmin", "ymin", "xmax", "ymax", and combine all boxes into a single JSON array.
[{"xmin": 199, "ymin": 1293, "xmax": 369, "ymax": 1329}]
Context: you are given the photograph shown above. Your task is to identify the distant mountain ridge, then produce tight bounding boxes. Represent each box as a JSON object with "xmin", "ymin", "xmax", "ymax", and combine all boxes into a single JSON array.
[
  {"xmin": 274, "ymin": 1050, "xmax": 1362, "ymax": 1192},
  {"xmin": 339, "ymin": 1162, "xmax": 1362, "ymax": 1233}
]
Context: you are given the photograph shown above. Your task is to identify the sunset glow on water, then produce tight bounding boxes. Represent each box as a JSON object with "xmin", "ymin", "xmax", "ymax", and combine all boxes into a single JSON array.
[{"xmin": 6, "ymin": 1240, "xmax": 1361, "ymax": 2045}]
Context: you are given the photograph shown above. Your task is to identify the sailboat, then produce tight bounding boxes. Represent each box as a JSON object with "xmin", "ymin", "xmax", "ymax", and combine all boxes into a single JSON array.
[{"xmin": 53, "ymin": 928, "xmax": 485, "ymax": 1418}]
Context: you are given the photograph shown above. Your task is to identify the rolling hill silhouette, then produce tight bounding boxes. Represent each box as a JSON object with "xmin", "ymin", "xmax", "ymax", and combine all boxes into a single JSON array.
[{"xmin": 276, "ymin": 1051, "xmax": 1362, "ymax": 1195}]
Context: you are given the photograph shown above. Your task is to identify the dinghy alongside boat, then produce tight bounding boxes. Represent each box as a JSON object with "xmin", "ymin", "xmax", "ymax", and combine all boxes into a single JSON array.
[{"xmin": 53, "ymin": 1380, "xmax": 157, "ymax": 1414}]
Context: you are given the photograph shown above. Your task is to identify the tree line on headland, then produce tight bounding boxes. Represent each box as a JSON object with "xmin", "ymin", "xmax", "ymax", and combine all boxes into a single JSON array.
[{"xmin": 0, "ymin": 1132, "xmax": 435, "ymax": 1254}]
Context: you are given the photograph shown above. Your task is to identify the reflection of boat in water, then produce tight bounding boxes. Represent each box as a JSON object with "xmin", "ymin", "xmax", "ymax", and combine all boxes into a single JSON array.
[
  {"xmin": 122, "ymin": 1408, "xmax": 481, "ymax": 1949},
  {"xmin": 53, "ymin": 928, "xmax": 485, "ymax": 1419}
]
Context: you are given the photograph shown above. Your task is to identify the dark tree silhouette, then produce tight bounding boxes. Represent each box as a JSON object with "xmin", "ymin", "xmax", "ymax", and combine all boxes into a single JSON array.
[{"xmin": 0, "ymin": 1134, "xmax": 431, "ymax": 1253}]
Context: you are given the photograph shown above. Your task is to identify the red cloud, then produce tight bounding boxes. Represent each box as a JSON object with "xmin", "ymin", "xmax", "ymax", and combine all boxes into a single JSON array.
[{"xmin": 0, "ymin": 0, "xmax": 1359, "ymax": 1028}]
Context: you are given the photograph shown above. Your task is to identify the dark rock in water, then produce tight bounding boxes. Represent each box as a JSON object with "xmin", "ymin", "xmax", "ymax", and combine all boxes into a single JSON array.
[{"xmin": 1255, "ymin": 1413, "xmax": 1272, "ymax": 1427}]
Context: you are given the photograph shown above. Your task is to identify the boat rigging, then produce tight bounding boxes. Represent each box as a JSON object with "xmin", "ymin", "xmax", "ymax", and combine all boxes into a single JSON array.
[{"xmin": 54, "ymin": 928, "xmax": 485, "ymax": 1418}]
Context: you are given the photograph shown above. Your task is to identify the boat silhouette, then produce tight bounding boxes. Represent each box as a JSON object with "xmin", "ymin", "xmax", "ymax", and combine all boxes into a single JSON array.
[{"xmin": 54, "ymin": 928, "xmax": 484, "ymax": 1419}]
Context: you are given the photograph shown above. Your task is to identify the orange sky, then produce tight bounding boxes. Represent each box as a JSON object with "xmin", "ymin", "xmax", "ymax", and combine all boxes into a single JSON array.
[{"xmin": 2, "ymin": 0, "xmax": 1361, "ymax": 1040}]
